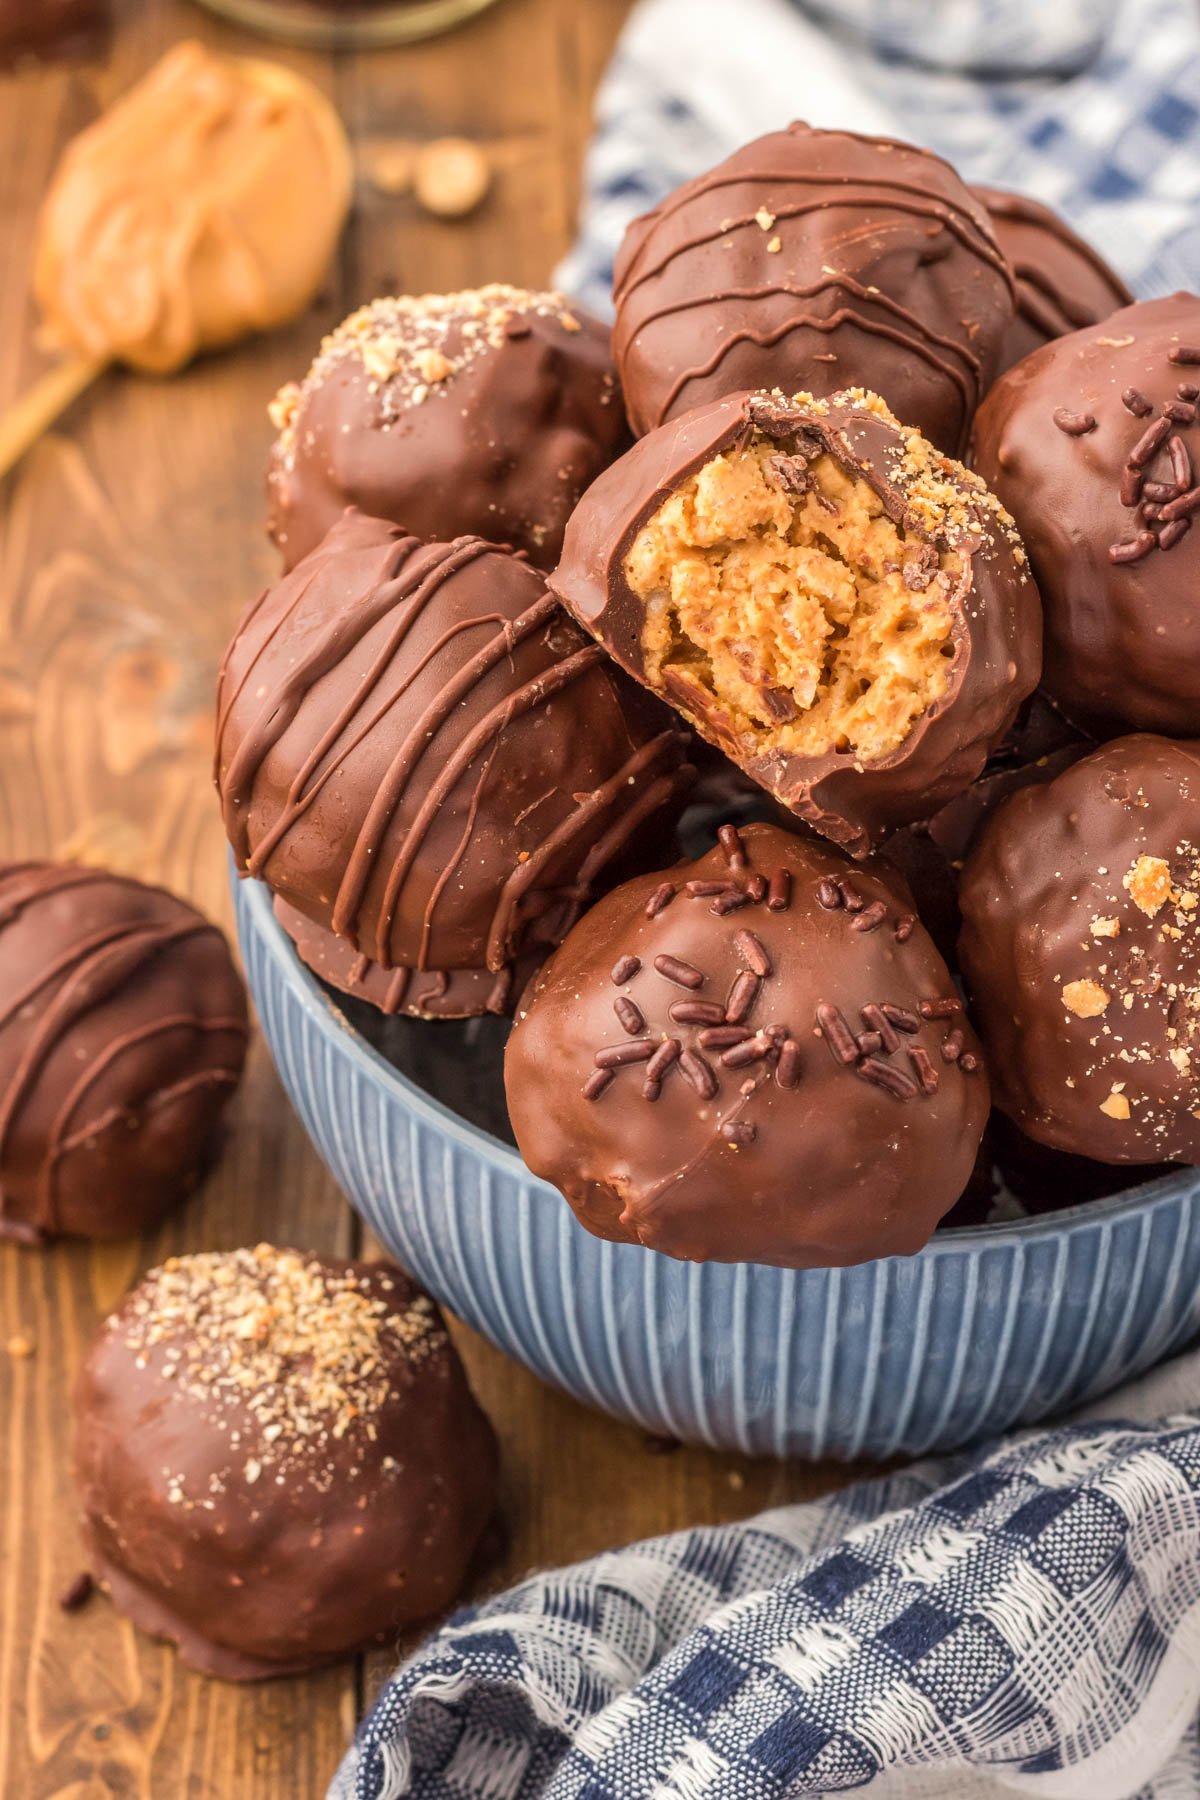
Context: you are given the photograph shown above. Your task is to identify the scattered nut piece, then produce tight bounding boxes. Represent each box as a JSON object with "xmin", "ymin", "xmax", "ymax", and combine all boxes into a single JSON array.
[
  {"xmin": 414, "ymin": 347, "xmax": 453, "ymax": 385},
  {"xmin": 755, "ymin": 207, "xmax": 776, "ymax": 231},
  {"xmin": 1062, "ymin": 978, "xmax": 1110, "ymax": 1018},
  {"xmin": 7, "ymin": 1333, "xmax": 34, "ymax": 1358},
  {"xmin": 1091, "ymin": 916, "xmax": 1120, "ymax": 939},
  {"xmin": 1170, "ymin": 1046, "xmax": 1192, "ymax": 1076},
  {"xmin": 1124, "ymin": 854, "xmax": 1173, "ymax": 917},
  {"xmin": 1100, "ymin": 1091, "xmax": 1131, "ymax": 1121},
  {"xmin": 414, "ymin": 138, "xmax": 492, "ymax": 219},
  {"xmin": 767, "ymin": 236, "xmax": 782, "ymax": 254}
]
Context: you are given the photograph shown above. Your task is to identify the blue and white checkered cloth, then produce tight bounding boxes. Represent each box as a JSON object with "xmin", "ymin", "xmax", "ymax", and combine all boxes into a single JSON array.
[
  {"xmin": 555, "ymin": 0, "xmax": 1200, "ymax": 318},
  {"xmin": 333, "ymin": 7, "xmax": 1200, "ymax": 1795},
  {"xmin": 333, "ymin": 1345, "xmax": 1200, "ymax": 1800}
]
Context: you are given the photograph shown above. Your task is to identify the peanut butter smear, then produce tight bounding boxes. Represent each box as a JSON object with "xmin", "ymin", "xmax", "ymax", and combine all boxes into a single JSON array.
[{"xmin": 34, "ymin": 41, "xmax": 352, "ymax": 374}]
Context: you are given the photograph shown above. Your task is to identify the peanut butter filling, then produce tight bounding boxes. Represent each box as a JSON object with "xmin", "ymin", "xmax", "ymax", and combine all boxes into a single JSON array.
[{"xmin": 624, "ymin": 438, "xmax": 959, "ymax": 765}]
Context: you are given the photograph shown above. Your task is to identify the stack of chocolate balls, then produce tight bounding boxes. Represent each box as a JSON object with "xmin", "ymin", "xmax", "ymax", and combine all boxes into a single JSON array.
[{"xmin": 216, "ymin": 118, "xmax": 1200, "ymax": 1276}]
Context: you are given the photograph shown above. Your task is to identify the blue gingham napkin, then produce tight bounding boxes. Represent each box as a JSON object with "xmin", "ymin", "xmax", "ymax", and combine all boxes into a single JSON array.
[
  {"xmin": 555, "ymin": 0, "xmax": 1200, "ymax": 317},
  {"xmin": 333, "ymin": 6, "xmax": 1200, "ymax": 1795},
  {"xmin": 332, "ymin": 1345, "xmax": 1200, "ymax": 1800}
]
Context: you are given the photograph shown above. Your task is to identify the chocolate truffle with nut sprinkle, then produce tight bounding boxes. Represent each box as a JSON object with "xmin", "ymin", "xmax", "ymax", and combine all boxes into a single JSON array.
[
  {"xmin": 974, "ymin": 294, "xmax": 1200, "ymax": 737},
  {"xmin": 612, "ymin": 123, "xmax": 1015, "ymax": 456},
  {"xmin": 550, "ymin": 386, "xmax": 1041, "ymax": 858},
  {"xmin": 267, "ymin": 284, "xmax": 626, "ymax": 572},
  {"xmin": 959, "ymin": 734, "xmax": 1200, "ymax": 1164},
  {"xmin": 505, "ymin": 822, "xmax": 989, "ymax": 1268},
  {"xmin": 74, "ymin": 1246, "xmax": 498, "ymax": 1680},
  {"xmin": 972, "ymin": 186, "xmax": 1132, "ymax": 377},
  {"xmin": 216, "ymin": 511, "xmax": 694, "ymax": 1015}
]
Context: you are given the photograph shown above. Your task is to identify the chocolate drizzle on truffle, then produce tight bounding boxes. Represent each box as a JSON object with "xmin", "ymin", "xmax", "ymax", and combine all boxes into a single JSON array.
[
  {"xmin": 613, "ymin": 124, "xmax": 1014, "ymax": 455},
  {"xmin": 216, "ymin": 511, "xmax": 693, "ymax": 1003},
  {"xmin": 0, "ymin": 863, "xmax": 247, "ymax": 1244}
]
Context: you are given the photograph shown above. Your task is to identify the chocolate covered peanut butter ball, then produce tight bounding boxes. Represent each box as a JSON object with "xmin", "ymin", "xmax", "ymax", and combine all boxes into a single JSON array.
[
  {"xmin": 74, "ymin": 1247, "xmax": 498, "ymax": 1679},
  {"xmin": 267, "ymin": 286, "xmax": 626, "ymax": 572},
  {"xmin": 505, "ymin": 823, "xmax": 989, "ymax": 1268},
  {"xmin": 550, "ymin": 387, "xmax": 1040, "ymax": 857},
  {"xmin": 959, "ymin": 734, "xmax": 1200, "ymax": 1164},
  {"xmin": 216, "ymin": 511, "xmax": 692, "ymax": 1012},
  {"xmin": 973, "ymin": 294, "xmax": 1200, "ymax": 736},
  {"xmin": 613, "ymin": 124, "xmax": 1014, "ymax": 455},
  {"xmin": 972, "ymin": 186, "xmax": 1131, "ymax": 377},
  {"xmin": 0, "ymin": 863, "xmax": 247, "ymax": 1245}
]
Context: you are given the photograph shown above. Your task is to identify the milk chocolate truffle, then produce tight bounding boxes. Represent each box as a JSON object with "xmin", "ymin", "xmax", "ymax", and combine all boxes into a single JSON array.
[
  {"xmin": 267, "ymin": 286, "xmax": 626, "ymax": 572},
  {"xmin": 0, "ymin": 863, "xmax": 248, "ymax": 1245},
  {"xmin": 550, "ymin": 387, "xmax": 1040, "ymax": 858},
  {"xmin": 974, "ymin": 294, "xmax": 1200, "ymax": 736},
  {"xmin": 959, "ymin": 734, "xmax": 1200, "ymax": 1164},
  {"xmin": 35, "ymin": 41, "xmax": 352, "ymax": 374},
  {"xmin": 216, "ymin": 510, "xmax": 693, "ymax": 1006},
  {"xmin": 505, "ymin": 822, "xmax": 989, "ymax": 1267},
  {"xmin": 612, "ymin": 124, "xmax": 1014, "ymax": 455},
  {"xmin": 972, "ymin": 186, "xmax": 1132, "ymax": 377},
  {"xmin": 74, "ymin": 1247, "xmax": 497, "ymax": 1679}
]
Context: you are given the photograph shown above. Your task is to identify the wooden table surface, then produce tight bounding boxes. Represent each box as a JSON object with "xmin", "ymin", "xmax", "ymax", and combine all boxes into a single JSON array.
[{"xmin": 0, "ymin": 5, "xmax": 858, "ymax": 1792}]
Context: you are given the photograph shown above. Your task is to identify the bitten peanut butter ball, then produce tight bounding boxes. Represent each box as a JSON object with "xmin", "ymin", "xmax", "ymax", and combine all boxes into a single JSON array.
[
  {"xmin": 972, "ymin": 186, "xmax": 1132, "ymax": 377},
  {"xmin": 505, "ymin": 822, "xmax": 989, "ymax": 1268},
  {"xmin": 74, "ymin": 1247, "xmax": 498, "ymax": 1680},
  {"xmin": 550, "ymin": 387, "xmax": 1041, "ymax": 857},
  {"xmin": 0, "ymin": 863, "xmax": 248, "ymax": 1245},
  {"xmin": 613, "ymin": 123, "xmax": 1014, "ymax": 455},
  {"xmin": 216, "ymin": 511, "xmax": 694, "ymax": 1017},
  {"xmin": 959, "ymin": 734, "xmax": 1200, "ymax": 1164},
  {"xmin": 973, "ymin": 294, "xmax": 1200, "ymax": 736},
  {"xmin": 267, "ymin": 285, "xmax": 627, "ymax": 572}
]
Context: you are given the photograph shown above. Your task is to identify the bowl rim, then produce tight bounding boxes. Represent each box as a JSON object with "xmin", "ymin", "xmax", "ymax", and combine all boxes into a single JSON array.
[{"xmin": 235, "ymin": 868, "xmax": 1200, "ymax": 1260}]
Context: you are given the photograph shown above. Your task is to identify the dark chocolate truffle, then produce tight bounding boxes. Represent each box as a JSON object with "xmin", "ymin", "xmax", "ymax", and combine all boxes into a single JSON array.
[
  {"xmin": 612, "ymin": 124, "xmax": 1014, "ymax": 456},
  {"xmin": 505, "ymin": 822, "xmax": 989, "ymax": 1268},
  {"xmin": 550, "ymin": 387, "xmax": 1040, "ymax": 857},
  {"xmin": 74, "ymin": 1246, "xmax": 497, "ymax": 1679},
  {"xmin": 267, "ymin": 286, "xmax": 626, "ymax": 572},
  {"xmin": 972, "ymin": 186, "xmax": 1132, "ymax": 377},
  {"xmin": 0, "ymin": 863, "xmax": 248, "ymax": 1245},
  {"xmin": 959, "ymin": 734, "xmax": 1200, "ymax": 1164},
  {"xmin": 973, "ymin": 294, "xmax": 1200, "ymax": 736},
  {"xmin": 216, "ymin": 510, "xmax": 693, "ymax": 1007}
]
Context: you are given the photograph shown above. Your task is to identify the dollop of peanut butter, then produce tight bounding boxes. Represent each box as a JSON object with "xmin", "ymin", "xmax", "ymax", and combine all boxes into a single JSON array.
[{"xmin": 34, "ymin": 41, "xmax": 352, "ymax": 373}]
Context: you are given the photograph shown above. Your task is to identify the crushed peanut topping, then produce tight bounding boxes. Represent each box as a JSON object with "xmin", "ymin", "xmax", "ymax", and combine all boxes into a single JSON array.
[
  {"xmin": 1124, "ymin": 854, "xmax": 1174, "ymax": 917},
  {"xmin": 269, "ymin": 285, "xmax": 588, "ymax": 455},
  {"xmin": 1100, "ymin": 1090, "xmax": 1131, "ymax": 1120},
  {"xmin": 1091, "ymin": 916, "xmax": 1120, "ymax": 939},
  {"xmin": 116, "ymin": 1246, "xmax": 443, "ymax": 1505},
  {"xmin": 1062, "ymin": 978, "xmax": 1110, "ymax": 1018}
]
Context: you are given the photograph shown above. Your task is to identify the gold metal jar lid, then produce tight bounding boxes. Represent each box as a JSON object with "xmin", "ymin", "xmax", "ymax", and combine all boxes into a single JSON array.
[{"xmin": 190, "ymin": 0, "xmax": 503, "ymax": 48}]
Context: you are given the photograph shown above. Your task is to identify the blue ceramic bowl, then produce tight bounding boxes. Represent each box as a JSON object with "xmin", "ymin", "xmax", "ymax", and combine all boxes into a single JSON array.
[{"xmin": 234, "ymin": 871, "xmax": 1200, "ymax": 1461}]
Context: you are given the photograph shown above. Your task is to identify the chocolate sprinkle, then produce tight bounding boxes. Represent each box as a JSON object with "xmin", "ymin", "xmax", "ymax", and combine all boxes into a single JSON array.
[
  {"xmin": 654, "ymin": 954, "xmax": 705, "ymax": 990},
  {"xmin": 1165, "ymin": 400, "xmax": 1197, "ymax": 424},
  {"xmin": 721, "ymin": 1120, "xmax": 757, "ymax": 1146},
  {"xmin": 717, "ymin": 824, "xmax": 746, "ymax": 870},
  {"xmin": 860, "ymin": 1003, "xmax": 900, "ymax": 1054},
  {"xmin": 767, "ymin": 869, "xmax": 792, "ymax": 911},
  {"xmin": 856, "ymin": 1030, "xmax": 884, "ymax": 1056},
  {"xmin": 1122, "ymin": 387, "xmax": 1153, "ymax": 416},
  {"xmin": 1170, "ymin": 434, "xmax": 1193, "ymax": 491},
  {"xmin": 959, "ymin": 1051, "xmax": 980, "ymax": 1073},
  {"xmin": 1108, "ymin": 531, "xmax": 1156, "ymax": 565},
  {"xmin": 816, "ymin": 878, "xmax": 842, "ymax": 910},
  {"xmin": 583, "ymin": 1068, "xmax": 614, "ymax": 1100},
  {"xmin": 669, "ymin": 1000, "xmax": 726, "ymax": 1025},
  {"xmin": 1053, "ymin": 407, "xmax": 1096, "ymax": 436},
  {"xmin": 595, "ymin": 1039, "xmax": 657, "ymax": 1068},
  {"xmin": 894, "ymin": 914, "xmax": 916, "ymax": 943},
  {"xmin": 611, "ymin": 955, "xmax": 641, "ymax": 985},
  {"xmin": 776, "ymin": 1039, "xmax": 802, "ymax": 1089},
  {"xmin": 858, "ymin": 1056, "xmax": 919, "ymax": 1100},
  {"xmin": 851, "ymin": 900, "xmax": 888, "ymax": 933},
  {"xmin": 1168, "ymin": 345, "xmax": 1200, "ymax": 364},
  {"xmin": 1119, "ymin": 467, "xmax": 1143, "ymax": 509},
  {"xmin": 733, "ymin": 929, "xmax": 772, "ymax": 977},
  {"xmin": 614, "ymin": 996, "xmax": 645, "ymax": 1035},
  {"xmin": 1160, "ymin": 484, "xmax": 1200, "ymax": 522},
  {"xmin": 1128, "ymin": 416, "xmax": 1172, "ymax": 468},
  {"xmin": 920, "ymin": 996, "xmax": 961, "ymax": 1019},
  {"xmin": 642, "ymin": 1077, "xmax": 662, "ymax": 1102},
  {"xmin": 816, "ymin": 1003, "xmax": 859, "ymax": 1065},
  {"xmin": 679, "ymin": 1049, "xmax": 718, "ymax": 1098},
  {"xmin": 686, "ymin": 880, "xmax": 732, "ymax": 897},
  {"xmin": 745, "ymin": 874, "xmax": 768, "ymax": 904},
  {"xmin": 645, "ymin": 882, "xmax": 676, "ymax": 918},
  {"xmin": 881, "ymin": 1003, "xmax": 922, "ymax": 1034},
  {"xmin": 725, "ymin": 970, "xmax": 761, "ymax": 1024},
  {"xmin": 720, "ymin": 1033, "xmax": 771, "ymax": 1069},
  {"xmin": 712, "ymin": 889, "xmax": 751, "ymax": 915},
  {"xmin": 698, "ymin": 1025, "xmax": 751, "ymax": 1049},
  {"xmin": 645, "ymin": 1038, "xmax": 682, "ymax": 1080},
  {"xmin": 838, "ymin": 880, "xmax": 865, "ymax": 913},
  {"xmin": 940, "ymin": 1029, "xmax": 964, "ymax": 1063},
  {"xmin": 1159, "ymin": 518, "xmax": 1192, "ymax": 550},
  {"xmin": 908, "ymin": 1046, "xmax": 940, "ymax": 1095}
]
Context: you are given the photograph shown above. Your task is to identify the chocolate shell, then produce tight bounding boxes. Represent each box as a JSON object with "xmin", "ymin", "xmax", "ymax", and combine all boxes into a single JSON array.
[
  {"xmin": 612, "ymin": 123, "xmax": 1014, "ymax": 456},
  {"xmin": 74, "ymin": 1247, "xmax": 498, "ymax": 1679},
  {"xmin": 0, "ymin": 863, "xmax": 247, "ymax": 1245},
  {"xmin": 973, "ymin": 293, "xmax": 1200, "ymax": 736},
  {"xmin": 505, "ymin": 822, "xmax": 989, "ymax": 1268},
  {"xmin": 973, "ymin": 185, "xmax": 1132, "ymax": 377},
  {"xmin": 216, "ymin": 510, "xmax": 693, "ymax": 1003},
  {"xmin": 959, "ymin": 734, "xmax": 1200, "ymax": 1164},
  {"xmin": 549, "ymin": 387, "xmax": 1041, "ymax": 857},
  {"xmin": 267, "ymin": 286, "xmax": 626, "ymax": 572}
]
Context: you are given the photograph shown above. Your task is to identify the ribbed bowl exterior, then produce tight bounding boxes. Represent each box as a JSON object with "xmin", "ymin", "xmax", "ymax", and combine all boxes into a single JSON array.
[{"xmin": 235, "ymin": 873, "xmax": 1200, "ymax": 1461}]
